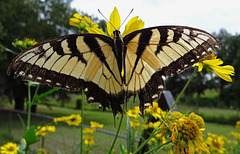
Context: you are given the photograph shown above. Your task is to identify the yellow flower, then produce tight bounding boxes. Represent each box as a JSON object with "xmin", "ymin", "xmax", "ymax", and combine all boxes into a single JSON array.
[
  {"xmin": 36, "ymin": 125, "xmax": 56, "ymax": 137},
  {"xmin": 229, "ymin": 132, "xmax": 240, "ymax": 142},
  {"xmin": 66, "ymin": 114, "xmax": 81, "ymax": 126},
  {"xmin": 188, "ymin": 112, "xmax": 205, "ymax": 130},
  {"xmin": 0, "ymin": 142, "xmax": 19, "ymax": 154},
  {"xmin": 69, "ymin": 13, "xmax": 99, "ymax": 33},
  {"xmin": 14, "ymin": 38, "xmax": 37, "ymax": 50},
  {"xmin": 85, "ymin": 7, "xmax": 144, "ymax": 38},
  {"xmin": 145, "ymin": 102, "xmax": 163, "ymax": 119},
  {"xmin": 37, "ymin": 148, "xmax": 47, "ymax": 154},
  {"xmin": 54, "ymin": 114, "xmax": 81, "ymax": 126},
  {"xmin": 83, "ymin": 135, "xmax": 95, "ymax": 146},
  {"xmin": 83, "ymin": 128, "xmax": 96, "ymax": 134},
  {"xmin": 90, "ymin": 121, "xmax": 104, "ymax": 128},
  {"xmin": 126, "ymin": 106, "xmax": 140, "ymax": 118},
  {"xmin": 142, "ymin": 121, "xmax": 161, "ymax": 130},
  {"xmin": 168, "ymin": 117, "xmax": 209, "ymax": 154},
  {"xmin": 53, "ymin": 116, "xmax": 66, "ymax": 124},
  {"xmin": 236, "ymin": 120, "xmax": 240, "ymax": 129},
  {"xmin": 193, "ymin": 54, "xmax": 235, "ymax": 82},
  {"xmin": 205, "ymin": 133, "xmax": 229, "ymax": 153},
  {"xmin": 130, "ymin": 119, "xmax": 140, "ymax": 129}
]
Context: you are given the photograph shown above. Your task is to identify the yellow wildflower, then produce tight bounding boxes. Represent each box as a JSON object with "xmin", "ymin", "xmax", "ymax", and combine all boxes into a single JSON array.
[
  {"xmin": 169, "ymin": 117, "xmax": 209, "ymax": 154},
  {"xmin": 142, "ymin": 121, "xmax": 161, "ymax": 130},
  {"xmin": 0, "ymin": 142, "xmax": 19, "ymax": 154},
  {"xmin": 90, "ymin": 121, "xmax": 104, "ymax": 128},
  {"xmin": 130, "ymin": 119, "xmax": 140, "ymax": 129},
  {"xmin": 83, "ymin": 128, "xmax": 96, "ymax": 134},
  {"xmin": 53, "ymin": 116, "xmax": 66, "ymax": 124},
  {"xmin": 193, "ymin": 54, "xmax": 234, "ymax": 82},
  {"xmin": 205, "ymin": 133, "xmax": 229, "ymax": 153},
  {"xmin": 54, "ymin": 114, "xmax": 81, "ymax": 126},
  {"xmin": 229, "ymin": 132, "xmax": 240, "ymax": 142},
  {"xmin": 14, "ymin": 38, "xmax": 37, "ymax": 50},
  {"xmin": 126, "ymin": 106, "xmax": 140, "ymax": 118},
  {"xmin": 145, "ymin": 102, "xmax": 163, "ymax": 119},
  {"xmin": 36, "ymin": 125, "xmax": 56, "ymax": 137},
  {"xmin": 236, "ymin": 120, "xmax": 240, "ymax": 129},
  {"xmin": 69, "ymin": 13, "xmax": 98, "ymax": 33},
  {"xmin": 65, "ymin": 114, "xmax": 82, "ymax": 126},
  {"xmin": 188, "ymin": 112, "xmax": 205, "ymax": 130},
  {"xmin": 37, "ymin": 148, "xmax": 47, "ymax": 154},
  {"xmin": 85, "ymin": 7, "xmax": 144, "ymax": 38},
  {"xmin": 83, "ymin": 135, "xmax": 95, "ymax": 146}
]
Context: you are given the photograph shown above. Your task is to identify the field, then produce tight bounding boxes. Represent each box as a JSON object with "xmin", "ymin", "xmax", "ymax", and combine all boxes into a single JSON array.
[{"xmin": 0, "ymin": 101, "xmax": 239, "ymax": 153}]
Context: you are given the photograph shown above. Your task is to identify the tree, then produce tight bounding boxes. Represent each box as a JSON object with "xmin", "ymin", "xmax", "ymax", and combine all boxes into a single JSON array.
[{"xmin": 0, "ymin": 0, "xmax": 105, "ymax": 111}]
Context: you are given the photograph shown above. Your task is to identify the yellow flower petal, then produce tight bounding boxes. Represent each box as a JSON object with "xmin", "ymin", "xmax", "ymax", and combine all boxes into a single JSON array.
[
  {"xmin": 211, "ymin": 65, "xmax": 235, "ymax": 82},
  {"xmin": 122, "ymin": 16, "xmax": 144, "ymax": 37},
  {"xmin": 188, "ymin": 139, "xmax": 195, "ymax": 154},
  {"xmin": 73, "ymin": 13, "xmax": 82, "ymax": 19},
  {"xmin": 107, "ymin": 7, "xmax": 121, "ymax": 38},
  {"xmin": 203, "ymin": 59, "xmax": 223, "ymax": 66},
  {"xmin": 86, "ymin": 27, "xmax": 107, "ymax": 36}
]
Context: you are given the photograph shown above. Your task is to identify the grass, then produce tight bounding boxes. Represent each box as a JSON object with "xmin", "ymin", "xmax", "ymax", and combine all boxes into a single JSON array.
[{"xmin": 0, "ymin": 100, "xmax": 239, "ymax": 153}]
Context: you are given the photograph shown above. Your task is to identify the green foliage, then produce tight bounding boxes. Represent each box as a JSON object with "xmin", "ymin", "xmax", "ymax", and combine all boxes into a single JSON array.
[
  {"xmin": 126, "ymin": 117, "xmax": 132, "ymax": 153},
  {"xmin": 23, "ymin": 126, "xmax": 39, "ymax": 151}
]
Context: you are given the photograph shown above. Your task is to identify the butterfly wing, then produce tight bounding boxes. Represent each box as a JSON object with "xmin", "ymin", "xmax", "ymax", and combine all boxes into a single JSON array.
[
  {"xmin": 8, "ymin": 33, "xmax": 124, "ymax": 115},
  {"xmin": 123, "ymin": 26, "xmax": 220, "ymax": 112}
]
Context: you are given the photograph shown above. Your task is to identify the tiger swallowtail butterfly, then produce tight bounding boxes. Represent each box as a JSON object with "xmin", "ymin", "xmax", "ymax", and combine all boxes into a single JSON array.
[{"xmin": 8, "ymin": 26, "xmax": 220, "ymax": 116}]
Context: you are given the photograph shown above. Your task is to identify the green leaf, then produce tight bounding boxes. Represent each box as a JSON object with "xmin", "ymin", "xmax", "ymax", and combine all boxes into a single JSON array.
[
  {"xmin": 126, "ymin": 117, "xmax": 132, "ymax": 154},
  {"xmin": 17, "ymin": 114, "xmax": 26, "ymax": 132},
  {"xmin": 18, "ymin": 138, "xmax": 27, "ymax": 154},
  {"xmin": 119, "ymin": 144, "xmax": 125, "ymax": 154},
  {"xmin": 33, "ymin": 87, "xmax": 60, "ymax": 102},
  {"xmin": 23, "ymin": 126, "xmax": 38, "ymax": 145}
]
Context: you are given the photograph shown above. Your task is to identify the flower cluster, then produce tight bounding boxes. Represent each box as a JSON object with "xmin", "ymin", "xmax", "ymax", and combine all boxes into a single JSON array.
[
  {"xmin": 193, "ymin": 54, "xmax": 235, "ymax": 82},
  {"xmin": 236, "ymin": 120, "xmax": 240, "ymax": 129},
  {"xmin": 54, "ymin": 114, "xmax": 82, "ymax": 126},
  {"xmin": 126, "ymin": 106, "xmax": 141, "ymax": 129},
  {"xmin": 83, "ymin": 121, "xmax": 104, "ymax": 153},
  {"xmin": 143, "ymin": 102, "xmax": 209, "ymax": 154},
  {"xmin": 205, "ymin": 133, "xmax": 230, "ymax": 153},
  {"xmin": 35, "ymin": 125, "xmax": 56, "ymax": 137},
  {"xmin": 70, "ymin": 7, "xmax": 144, "ymax": 38},
  {"xmin": 0, "ymin": 142, "xmax": 19, "ymax": 154},
  {"xmin": 69, "ymin": 13, "xmax": 99, "ymax": 33},
  {"xmin": 13, "ymin": 38, "xmax": 37, "ymax": 51}
]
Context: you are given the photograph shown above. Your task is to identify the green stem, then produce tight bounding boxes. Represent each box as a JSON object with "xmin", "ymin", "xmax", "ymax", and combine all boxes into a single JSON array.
[
  {"xmin": 144, "ymin": 141, "xmax": 171, "ymax": 154},
  {"xmin": 26, "ymin": 82, "xmax": 40, "ymax": 130},
  {"xmin": 27, "ymin": 82, "xmax": 31, "ymax": 129},
  {"xmin": 80, "ymin": 90, "xmax": 84, "ymax": 154},
  {"xmin": 108, "ymin": 106, "xmax": 124, "ymax": 154},
  {"xmin": 170, "ymin": 67, "xmax": 198, "ymax": 111},
  {"xmin": 133, "ymin": 130, "xmax": 157, "ymax": 154}
]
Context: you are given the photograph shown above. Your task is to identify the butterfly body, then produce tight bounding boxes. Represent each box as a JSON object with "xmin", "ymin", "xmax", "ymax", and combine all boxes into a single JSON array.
[{"xmin": 8, "ymin": 26, "xmax": 220, "ymax": 116}]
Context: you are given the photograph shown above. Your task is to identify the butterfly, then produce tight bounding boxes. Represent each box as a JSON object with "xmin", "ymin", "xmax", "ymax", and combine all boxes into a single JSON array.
[{"xmin": 8, "ymin": 26, "xmax": 220, "ymax": 116}]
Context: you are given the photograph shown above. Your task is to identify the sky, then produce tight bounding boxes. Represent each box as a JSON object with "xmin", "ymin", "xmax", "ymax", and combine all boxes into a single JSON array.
[{"xmin": 71, "ymin": 0, "xmax": 240, "ymax": 35}]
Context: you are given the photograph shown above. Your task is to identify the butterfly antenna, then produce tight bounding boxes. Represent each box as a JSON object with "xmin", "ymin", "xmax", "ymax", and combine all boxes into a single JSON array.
[
  {"xmin": 120, "ymin": 8, "xmax": 134, "ymax": 28},
  {"xmin": 98, "ymin": 9, "xmax": 117, "ymax": 30}
]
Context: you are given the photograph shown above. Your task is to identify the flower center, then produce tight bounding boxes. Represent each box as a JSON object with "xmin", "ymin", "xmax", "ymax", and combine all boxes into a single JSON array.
[{"xmin": 178, "ymin": 117, "xmax": 200, "ymax": 140}]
